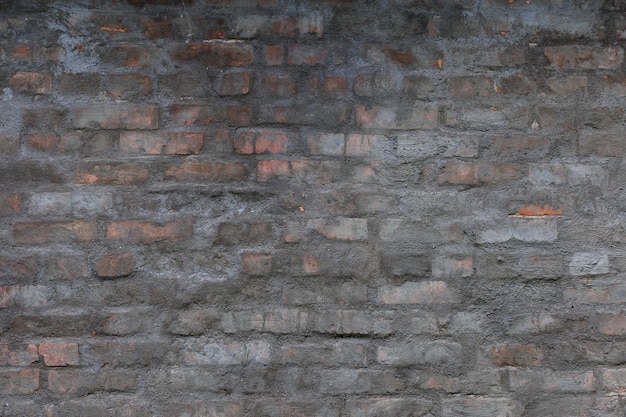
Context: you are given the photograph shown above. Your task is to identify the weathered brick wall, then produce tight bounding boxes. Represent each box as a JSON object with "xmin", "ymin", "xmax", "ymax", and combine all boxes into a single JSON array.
[{"xmin": 1, "ymin": 0, "xmax": 626, "ymax": 415}]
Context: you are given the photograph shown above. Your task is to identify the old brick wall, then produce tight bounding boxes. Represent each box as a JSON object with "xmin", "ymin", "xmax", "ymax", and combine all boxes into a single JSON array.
[{"xmin": 1, "ymin": 0, "xmax": 626, "ymax": 415}]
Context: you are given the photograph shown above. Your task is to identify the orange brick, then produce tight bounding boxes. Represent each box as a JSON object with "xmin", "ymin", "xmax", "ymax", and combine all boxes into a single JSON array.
[
  {"xmin": 106, "ymin": 221, "xmax": 193, "ymax": 244},
  {"xmin": 74, "ymin": 164, "xmax": 150, "ymax": 185},
  {"xmin": 10, "ymin": 71, "xmax": 52, "ymax": 95},
  {"xmin": 38, "ymin": 343, "xmax": 79, "ymax": 366},
  {"xmin": 96, "ymin": 254, "xmax": 135, "ymax": 278},
  {"xmin": 13, "ymin": 221, "xmax": 97, "ymax": 244}
]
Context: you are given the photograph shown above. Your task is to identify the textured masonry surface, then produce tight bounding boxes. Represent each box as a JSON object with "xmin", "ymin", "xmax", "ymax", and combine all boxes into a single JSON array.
[{"xmin": 1, "ymin": 0, "xmax": 626, "ymax": 416}]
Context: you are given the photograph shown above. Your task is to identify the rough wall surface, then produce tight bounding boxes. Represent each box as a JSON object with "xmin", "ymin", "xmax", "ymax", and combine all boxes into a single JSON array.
[{"xmin": 1, "ymin": 0, "xmax": 626, "ymax": 415}]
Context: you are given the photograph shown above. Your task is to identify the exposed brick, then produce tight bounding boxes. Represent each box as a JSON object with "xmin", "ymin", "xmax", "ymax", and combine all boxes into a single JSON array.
[
  {"xmin": 545, "ymin": 45, "xmax": 623, "ymax": 70},
  {"xmin": 217, "ymin": 221, "xmax": 273, "ymax": 245},
  {"xmin": 264, "ymin": 44, "xmax": 285, "ymax": 65},
  {"xmin": 449, "ymin": 75, "xmax": 493, "ymax": 97},
  {"xmin": 74, "ymin": 164, "xmax": 150, "ymax": 184},
  {"xmin": 106, "ymin": 221, "xmax": 193, "ymax": 243},
  {"xmin": 96, "ymin": 253, "xmax": 135, "ymax": 278},
  {"xmin": 120, "ymin": 132, "xmax": 203, "ymax": 155},
  {"xmin": 600, "ymin": 311, "xmax": 626, "ymax": 335},
  {"xmin": 356, "ymin": 105, "xmax": 439, "ymax": 130},
  {"xmin": 345, "ymin": 134, "xmax": 386, "ymax": 157},
  {"xmin": 307, "ymin": 218, "xmax": 368, "ymax": 241},
  {"xmin": 241, "ymin": 253, "xmax": 272, "ymax": 275},
  {"xmin": 172, "ymin": 42, "xmax": 254, "ymax": 66},
  {"xmin": 168, "ymin": 104, "xmax": 252, "ymax": 127},
  {"xmin": 257, "ymin": 160, "xmax": 341, "ymax": 184},
  {"xmin": 286, "ymin": 44, "xmax": 326, "ymax": 65},
  {"xmin": 164, "ymin": 161, "xmax": 248, "ymax": 182},
  {"xmin": 546, "ymin": 76, "xmax": 588, "ymax": 96},
  {"xmin": 378, "ymin": 341, "xmax": 463, "ymax": 366},
  {"xmin": 38, "ymin": 342, "xmax": 79, "ymax": 366},
  {"xmin": 579, "ymin": 129, "xmax": 626, "ymax": 157},
  {"xmin": 58, "ymin": 73, "xmax": 101, "ymax": 96},
  {"xmin": 307, "ymin": 132, "xmax": 344, "ymax": 156},
  {"xmin": 218, "ymin": 71, "xmax": 251, "ymax": 95},
  {"xmin": 13, "ymin": 221, "xmax": 97, "ymax": 244},
  {"xmin": 101, "ymin": 43, "xmax": 154, "ymax": 68},
  {"xmin": 10, "ymin": 71, "xmax": 51, "ymax": 95},
  {"xmin": 0, "ymin": 344, "xmax": 38, "ymax": 366},
  {"xmin": 73, "ymin": 105, "xmax": 159, "ymax": 129},
  {"xmin": 263, "ymin": 74, "xmax": 296, "ymax": 96},
  {"xmin": 233, "ymin": 129, "xmax": 291, "ymax": 154},
  {"xmin": 439, "ymin": 162, "xmax": 523, "ymax": 185},
  {"xmin": 509, "ymin": 369, "xmax": 595, "ymax": 393},
  {"xmin": 104, "ymin": 74, "xmax": 151, "ymax": 99},
  {"xmin": 0, "ymin": 369, "xmax": 40, "ymax": 395},
  {"xmin": 0, "ymin": 256, "xmax": 37, "ymax": 281},
  {"xmin": 0, "ymin": 192, "xmax": 21, "ymax": 215},
  {"xmin": 490, "ymin": 343, "xmax": 543, "ymax": 367},
  {"xmin": 280, "ymin": 342, "xmax": 367, "ymax": 366}
]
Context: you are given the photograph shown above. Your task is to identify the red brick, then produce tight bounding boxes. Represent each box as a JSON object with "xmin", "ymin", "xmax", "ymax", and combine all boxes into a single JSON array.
[
  {"xmin": 241, "ymin": 253, "xmax": 272, "ymax": 275},
  {"xmin": 263, "ymin": 75, "xmax": 296, "ymax": 96},
  {"xmin": 96, "ymin": 254, "xmax": 135, "ymax": 278},
  {"xmin": 10, "ymin": 71, "xmax": 52, "ymax": 95},
  {"xmin": 120, "ymin": 132, "xmax": 203, "ymax": 155},
  {"xmin": 257, "ymin": 160, "xmax": 291, "ymax": 181},
  {"xmin": 0, "ymin": 369, "xmax": 39, "ymax": 395},
  {"xmin": 578, "ymin": 130, "xmax": 626, "ymax": 157},
  {"xmin": 439, "ymin": 162, "xmax": 522, "ymax": 185},
  {"xmin": 264, "ymin": 45, "xmax": 285, "ymax": 65},
  {"xmin": 172, "ymin": 42, "xmax": 254, "ymax": 66},
  {"xmin": 102, "ymin": 44, "xmax": 154, "ymax": 68},
  {"xmin": 497, "ymin": 74, "xmax": 537, "ymax": 95},
  {"xmin": 0, "ymin": 192, "xmax": 20, "ymax": 215},
  {"xmin": 164, "ymin": 161, "xmax": 248, "ymax": 182},
  {"xmin": 168, "ymin": 104, "xmax": 252, "ymax": 127},
  {"xmin": 106, "ymin": 220, "xmax": 193, "ymax": 243},
  {"xmin": 491, "ymin": 343, "xmax": 543, "ymax": 367},
  {"xmin": 0, "ymin": 286, "xmax": 19, "ymax": 309},
  {"xmin": 233, "ymin": 130, "xmax": 291, "ymax": 154},
  {"xmin": 449, "ymin": 76, "xmax": 493, "ymax": 97},
  {"xmin": 546, "ymin": 76, "xmax": 587, "ymax": 96},
  {"xmin": 217, "ymin": 222, "xmax": 273, "ymax": 245},
  {"xmin": 38, "ymin": 343, "xmax": 79, "ymax": 366},
  {"xmin": 345, "ymin": 134, "xmax": 385, "ymax": 157},
  {"xmin": 58, "ymin": 73, "xmax": 101, "ymax": 96},
  {"xmin": 545, "ymin": 45, "xmax": 624, "ymax": 70},
  {"xmin": 218, "ymin": 71, "xmax": 251, "ymax": 96},
  {"xmin": 286, "ymin": 44, "xmax": 326, "ymax": 65},
  {"xmin": 0, "ymin": 256, "xmax": 37, "ymax": 280},
  {"xmin": 0, "ymin": 344, "xmax": 38, "ymax": 366},
  {"xmin": 73, "ymin": 105, "xmax": 159, "ymax": 129},
  {"xmin": 74, "ymin": 163, "xmax": 149, "ymax": 185},
  {"xmin": 141, "ymin": 15, "xmax": 175, "ymax": 39},
  {"xmin": 600, "ymin": 311, "xmax": 626, "ymax": 335},
  {"xmin": 104, "ymin": 74, "xmax": 151, "ymax": 99},
  {"xmin": 316, "ymin": 76, "xmax": 348, "ymax": 98},
  {"xmin": 356, "ymin": 105, "xmax": 438, "ymax": 130},
  {"xmin": 47, "ymin": 369, "xmax": 83, "ymax": 394},
  {"xmin": 27, "ymin": 134, "xmax": 60, "ymax": 152},
  {"xmin": 13, "ymin": 221, "xmax": 97, "ymax": 244}
]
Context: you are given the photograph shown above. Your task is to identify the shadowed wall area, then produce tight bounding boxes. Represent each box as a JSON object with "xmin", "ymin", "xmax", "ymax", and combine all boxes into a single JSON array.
[{"xmin": 1, "ymin": 0, "xmax": 626, "ymax": 415}]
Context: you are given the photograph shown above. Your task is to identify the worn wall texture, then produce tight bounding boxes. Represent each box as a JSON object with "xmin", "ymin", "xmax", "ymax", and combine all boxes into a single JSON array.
[{"xmin": 1, "ymin": 0, "xmax": 626, "ymax": 415}]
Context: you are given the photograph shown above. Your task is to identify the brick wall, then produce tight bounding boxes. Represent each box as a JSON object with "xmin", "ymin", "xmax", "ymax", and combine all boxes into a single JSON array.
[{"xmin": 1, "ymin": 0, "xmax": 626, "ymax": 415}]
